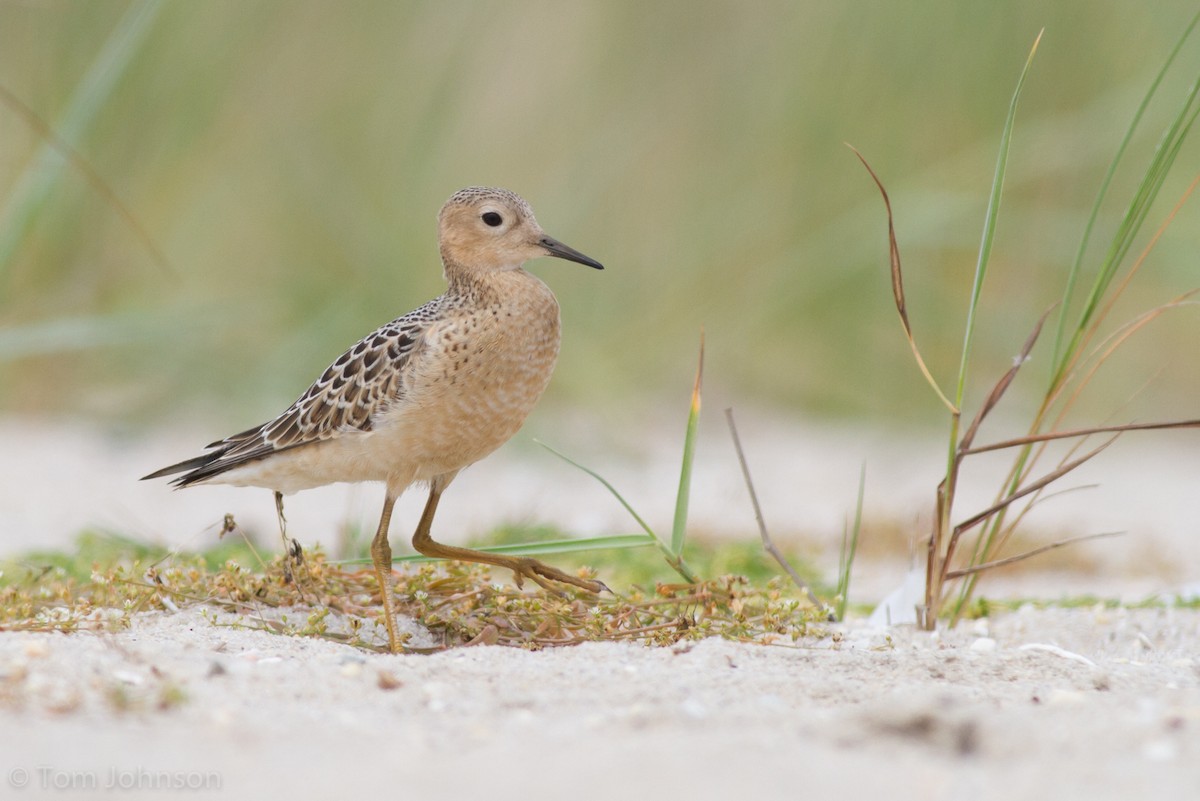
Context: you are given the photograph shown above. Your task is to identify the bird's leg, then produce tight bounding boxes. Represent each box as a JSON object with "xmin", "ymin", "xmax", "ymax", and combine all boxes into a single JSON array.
[
  {"xmin": 370, "ymin": 491, "xmax": 402, "ymax": 653},
  {"xmin": 411, "ymin": 486, "xmax": 608, "ymax": 595},
  {"xmin": 275, "ymin": 491, "xmax": 305, "ymax": 559},
  {"xmin": 274, "ymin": 491, "xmax": 295, "ymax": 583},
  {"xmin": 273, "ymin": 491, "xmax": 311, "ymax": 600}
]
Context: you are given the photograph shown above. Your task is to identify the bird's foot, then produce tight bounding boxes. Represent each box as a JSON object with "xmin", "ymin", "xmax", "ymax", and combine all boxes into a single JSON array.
[{"xmin": 507, "ymin": 557, "xmax": 609, "ymax": 595}]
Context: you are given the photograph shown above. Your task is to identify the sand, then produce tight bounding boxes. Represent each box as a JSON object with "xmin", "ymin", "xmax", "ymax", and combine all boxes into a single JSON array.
[{"xmin": 0, "ymin": 605, "xmax": 1197, "ymax": 800}]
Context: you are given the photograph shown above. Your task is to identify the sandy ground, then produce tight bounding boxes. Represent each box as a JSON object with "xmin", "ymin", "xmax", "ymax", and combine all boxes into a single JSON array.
[
  {"xmin": 0, "ymin": 606, "xmax": 1197, "ymax": 800},
  {"xmin": 2, "ymin": 416, "xmax": 1200, "ymax": 799}
]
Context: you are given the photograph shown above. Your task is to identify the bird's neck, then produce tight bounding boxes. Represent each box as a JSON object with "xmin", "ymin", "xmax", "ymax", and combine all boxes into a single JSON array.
[{"xmin": 443, "ymin": 256, "xmax": 526, "ymax": 299}]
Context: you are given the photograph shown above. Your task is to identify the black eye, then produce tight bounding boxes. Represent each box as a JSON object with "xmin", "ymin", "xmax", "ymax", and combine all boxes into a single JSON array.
[{"xmin": 481, "ymin": 211, "xmax": 503, "ymax": 227}]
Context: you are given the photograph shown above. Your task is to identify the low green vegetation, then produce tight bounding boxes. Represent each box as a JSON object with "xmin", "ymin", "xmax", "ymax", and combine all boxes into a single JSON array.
[{"xmin": 0, "ymin": 531, "xmax": 827, "ymax": 651}]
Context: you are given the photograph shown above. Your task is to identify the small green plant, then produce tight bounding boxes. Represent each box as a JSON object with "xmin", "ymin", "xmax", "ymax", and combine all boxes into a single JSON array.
[
  {"xmin": 834, "ymin": 464, "xmax": 865, "ymax": 622},
  {"xmin": 857, "ymin": 20, "xmax": 1200, "ymax": 629}
]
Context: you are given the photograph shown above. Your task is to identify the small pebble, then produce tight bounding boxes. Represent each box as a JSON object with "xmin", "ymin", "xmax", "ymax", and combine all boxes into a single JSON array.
[
  {"xmin": 1047, "ymin": 689, "xmax": 1086, "ymax": 706},
  {"xmin": 209, "ymin": 707, "xmax": 236, "ymax": 727},
  {"xmin": 970, "ymin": 637, "xmax": 997, "ymax": 654},
  {"xmin": 680, "ymin": 698, "xmax": 708, "ymax": 719},
  {"xmin": 237, "ymin": 650, "xmax": 282, "ymax": 665},
  {"xmin": 1142, "ymin": 738, "xmax": 1178, "ymax": 762},
  {"xmin": 23, "ymin": 641, "xmax": 49, "ymax": 659},
  {"xmin": 112, "ymin": 670, "xmax": 143, "ymax": 686}
]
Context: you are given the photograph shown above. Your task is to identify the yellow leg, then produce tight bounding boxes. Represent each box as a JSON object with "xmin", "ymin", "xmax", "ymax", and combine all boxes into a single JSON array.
[
  {"xmin": 370, "ymin": 491, "xmax": 402, "ymax": 653},
  {"xmin": 411, "ymin": 485, "xmax": 608, "ymax": 594}
]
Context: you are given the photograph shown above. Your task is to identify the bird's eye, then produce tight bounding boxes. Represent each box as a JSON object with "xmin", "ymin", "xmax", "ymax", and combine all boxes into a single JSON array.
[{"xmin": 481, "ymin": 211, "xmax": 503, "ymax": 227}]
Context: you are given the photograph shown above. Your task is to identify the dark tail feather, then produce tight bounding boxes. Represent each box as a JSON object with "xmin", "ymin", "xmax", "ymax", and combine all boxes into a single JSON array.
[{"xmin": 141, "ymin": 454, "xmax": 218, "ymax": 482}]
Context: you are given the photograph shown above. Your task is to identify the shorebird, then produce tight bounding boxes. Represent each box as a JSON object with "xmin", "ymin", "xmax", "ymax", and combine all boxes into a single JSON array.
[{"xmin": 144, "ymin": 186, "xmax": 607, "ymax": 652}]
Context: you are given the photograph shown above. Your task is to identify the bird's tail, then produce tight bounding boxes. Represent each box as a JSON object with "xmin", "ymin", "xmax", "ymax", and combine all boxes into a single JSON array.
[{"xmin": 141, "ymin": 454, "xmax": 216, "ymax": 483}]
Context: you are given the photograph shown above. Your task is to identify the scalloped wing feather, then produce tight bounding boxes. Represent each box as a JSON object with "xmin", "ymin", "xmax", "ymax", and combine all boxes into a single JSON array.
[{"xmin": 152, "ymin": 299, "xmax": 444, "ymax": 486}]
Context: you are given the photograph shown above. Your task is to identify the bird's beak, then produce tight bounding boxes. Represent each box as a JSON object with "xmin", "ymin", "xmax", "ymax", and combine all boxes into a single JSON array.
[{"xmin": 538, "ymin": 235, "xmax": 604, "ymax": 270}]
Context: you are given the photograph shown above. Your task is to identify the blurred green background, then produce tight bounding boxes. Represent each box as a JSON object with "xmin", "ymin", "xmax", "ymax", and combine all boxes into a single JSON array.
[{"xmin": 2, "ymin": 0, "xmax": 1198, "ymax": 430}]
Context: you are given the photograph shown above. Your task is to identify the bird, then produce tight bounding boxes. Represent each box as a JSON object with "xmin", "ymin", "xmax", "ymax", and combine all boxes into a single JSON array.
[{"xmin": 144, "ymin": 186, "xmax": 608, "ymax": 652}]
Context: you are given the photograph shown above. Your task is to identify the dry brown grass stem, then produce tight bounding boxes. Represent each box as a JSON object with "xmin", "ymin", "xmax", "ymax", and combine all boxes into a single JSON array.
[
  {"xmin": 847, "ymin": 144, "xmax": 957, "ymax": 414},
  {"xmin": 724, "ymin": 407, "xmax": 828, "ymax": 616},
  {"xmin": 944, "ymin": 530, "xmax": 1123, "ymax": 579}
]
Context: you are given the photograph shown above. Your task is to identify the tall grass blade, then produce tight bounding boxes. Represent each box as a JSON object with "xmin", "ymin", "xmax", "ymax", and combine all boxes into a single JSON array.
[
  {"xmin": 1052, "ymin": 9, "xmax": 1200, "ymax": 368},
  {"xmin": 1055, "ymin": 58, "xmax": 1200, "ymax": 383},
  {"xmin": 926, "ymin": 31, "xmax": 1041, "ymax": 629},
  {"xmin": 0, "ymin": 0, "xmax": 167, "ymax": 284},
  {"xmin": 955, "ymin": 30, "xmax": 1042, "ymax": 410}
]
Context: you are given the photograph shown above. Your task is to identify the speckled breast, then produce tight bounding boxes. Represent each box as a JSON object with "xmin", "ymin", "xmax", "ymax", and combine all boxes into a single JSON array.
[{"xmin": 390, "ymin": 270, "xmax": 562, "ymax": 479}]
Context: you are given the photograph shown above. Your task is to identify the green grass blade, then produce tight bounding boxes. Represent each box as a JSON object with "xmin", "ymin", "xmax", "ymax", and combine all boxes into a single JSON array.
[
  {"xmin": 954, "ymin": 30, "xmax": 1042, "ymax": 411},
  {"xmin": 1083, "ymin": 90, "xmax": 1200, "ymax": 314},
  {"xmin": 935, "ymin": 33, "xmax": 1042, "ymax": 613},
  {"xmin": 1053, "ymin": 55, "xmax": 1200, "ymax": 386},
  {"xmin": 384, "ymin": 534, "xmax": 656, "ymax": 563},
  {"xmin": 536, "ymin": 440, "xmax": 662, "ymax": 543},
  {"xmin": 0, "ymin": 0, "xmax": 165, "ymax": 283},
  {"xmin": 670, "ymin": 332, "xmax": 704, "ymax": 555},
  {"xmin": 1052, "ymin": 9, "xmax": 1200, "ymax": 370},
  {"xmin": 835, "ymin": 463, "xmax": 866, "ymax": 621},
  {"xmin": 536, "ymin": 439, "xmax": 699, "ymax": 582}
]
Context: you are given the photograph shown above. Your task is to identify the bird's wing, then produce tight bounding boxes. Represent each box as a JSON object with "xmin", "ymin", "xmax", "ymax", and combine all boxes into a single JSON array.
[{"xmin": 148, "ymin": 297, "xmax": 444, "ymax": 486}]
